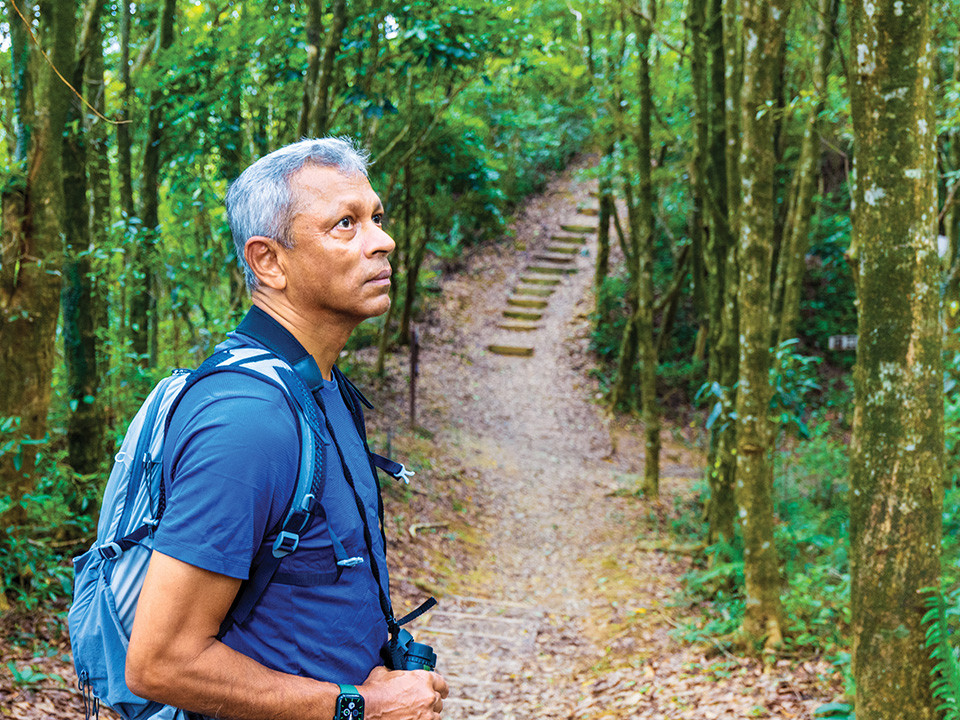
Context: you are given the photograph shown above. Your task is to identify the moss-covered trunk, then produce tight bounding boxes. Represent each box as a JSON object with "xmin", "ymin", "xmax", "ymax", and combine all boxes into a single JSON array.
[
  {"xmin": 634, "ymin": 11, "xmax": 660, "ymax": 497},
  {"xmin": 0, "ymin": 0, "xmax": 77, "ymax": 527},
  {"xmin": 848, "ymin": 0, "xmax": 942, "ymax": 715},
  {"xmin": 734, "ymin": 0, "xmax": 789, "ymax": 651},
  {"xmin": 703, "ymin": 0, "xmax": 740, "ymax": 547}
]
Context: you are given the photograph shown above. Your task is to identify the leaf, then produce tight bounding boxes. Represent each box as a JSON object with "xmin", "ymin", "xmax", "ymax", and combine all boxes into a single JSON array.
[{"xmin": 813, "ymin": 702, "xmax": 854, "ymax": 718}]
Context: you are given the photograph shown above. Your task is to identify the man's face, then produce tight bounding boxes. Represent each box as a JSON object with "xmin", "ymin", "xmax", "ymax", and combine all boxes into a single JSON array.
[{"xmin": 281, "ymin": 164, "xmax": 395, "ymax": 325}]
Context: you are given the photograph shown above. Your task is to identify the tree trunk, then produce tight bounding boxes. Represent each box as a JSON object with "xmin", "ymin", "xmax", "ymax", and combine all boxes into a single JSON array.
[
  {"xmin": 595, "ymin": 145, "xmax": 615, "ymax": 293},
  {"xmin": 734, "ymin": 0, "xmax": 788, "ymax": 652},
  {"xmin": 775, "ymin": 0, "xmax": 839, "ymax": 345},
  {"xmin": 297, "ymin": 0, "xmax": 324, "ymax": 138},
  {"xmin": 634, "ymin": 10, "xmax": 660, "ymax": 498},
  {"xmin": 848, "ymin": 0, "xmax": 942, "ymax": 716},
  {"xmin": 688, "ymin": 0, "xmax": 709, "ymax": 347},
  {"xmin": 132, "ymin": 0, "xmax": 177, "ymax": 372},
  {"xmin": 307, "ymin": 0, "xmax": 347, "ymax": 137},
  {"xmin": 0, "ymin": 0, "xmax": 77, "ymax": 527},
  {"xmin": 609, "ymin": 175, "xmax": 641, "ymax": 411},
  {"xmin": 62, "ymin": 0, "xmax": 107, "ymax": 476},
  {"xmin": 704, "ymin": 0, "xmax": 737, "ymax": 547}
]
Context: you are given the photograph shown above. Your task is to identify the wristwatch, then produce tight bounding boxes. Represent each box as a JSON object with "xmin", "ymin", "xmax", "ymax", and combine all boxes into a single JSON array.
[{"xmin": 334, "ymin": 684, "xmax": 364, "ymax": 720}]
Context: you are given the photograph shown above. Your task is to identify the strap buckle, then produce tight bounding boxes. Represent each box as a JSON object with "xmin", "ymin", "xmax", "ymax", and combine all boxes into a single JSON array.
[
  {"xmin": 272, "ymin": 531, "xmax": 300, "ymax": 558},
  {"xmin": 337, "ymin": 556, "xmax": 365, "ymax": 568},
  {"xmin": 97, "ymin": 542, "xmax": 122, "ymax": 560}
]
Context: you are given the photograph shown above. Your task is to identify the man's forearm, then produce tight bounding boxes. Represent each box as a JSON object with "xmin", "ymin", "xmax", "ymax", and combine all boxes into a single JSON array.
[{"xmin": 127, "ymin": 635, "xmax": 339, "ymax": 720}]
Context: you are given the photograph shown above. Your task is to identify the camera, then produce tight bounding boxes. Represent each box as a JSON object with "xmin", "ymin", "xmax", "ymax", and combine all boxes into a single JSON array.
[{"xmin": 381, "ymin": 628, "xmax": 437, "ymax": 672}]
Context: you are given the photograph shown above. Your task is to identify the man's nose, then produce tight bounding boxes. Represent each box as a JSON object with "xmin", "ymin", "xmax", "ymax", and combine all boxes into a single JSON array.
[{"xmin": 367, "ymin": 224, "xmax": 396, "ymax": 256}]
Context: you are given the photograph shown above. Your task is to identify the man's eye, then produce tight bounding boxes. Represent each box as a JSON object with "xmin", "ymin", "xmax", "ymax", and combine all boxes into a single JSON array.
[
  {"xmin": 337, "ymin": 217, "xmax": 353, "ymax": 229},
  {"xmin": 373, "ymin": 214, "xmax": 384, "ymax": 226}
]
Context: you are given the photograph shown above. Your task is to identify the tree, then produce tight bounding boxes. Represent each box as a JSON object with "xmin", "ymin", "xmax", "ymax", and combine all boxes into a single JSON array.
[
  {"xmin": 131, "ymin": 0, "xmax": 177, "ymax": 371},
  {"xmin": 62, "ymin": 0, "xmax": 108, "ymax": 475},
  {"xmin": 0, "ymin": 0, "xmax": 78, "ymax": 524},
  {"xmin": 848, "ymin": 0, "xmax": 943, "ymax": 715},
  {"xmin": 733, "ymin": 0, "xmax": 789, "ymax": 651}
]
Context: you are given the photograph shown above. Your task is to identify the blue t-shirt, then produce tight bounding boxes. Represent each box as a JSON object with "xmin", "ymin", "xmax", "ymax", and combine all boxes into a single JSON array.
[{"xmin": 155, "ymin": 347, "xmax": 389, "ymax": 684}]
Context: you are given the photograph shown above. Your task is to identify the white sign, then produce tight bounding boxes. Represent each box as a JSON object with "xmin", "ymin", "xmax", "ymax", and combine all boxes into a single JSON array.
[{"xmin": 828, "ymin": 335, "xmax": 858, "ymax": 351}]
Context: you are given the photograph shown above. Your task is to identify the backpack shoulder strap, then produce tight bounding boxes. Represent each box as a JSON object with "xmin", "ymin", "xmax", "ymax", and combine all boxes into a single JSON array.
[{"xmin": 177, "ymin": 347, "xmax": 360, "ymax": 637}]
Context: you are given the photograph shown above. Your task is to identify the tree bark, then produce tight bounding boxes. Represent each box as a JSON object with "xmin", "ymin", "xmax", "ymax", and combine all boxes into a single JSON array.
[
  {"xmin": 703, "ymin": 0, "xmax": 737, "ymax": 547},
  {"xmin": 848, "ymin": 0, "xmax": 942, "ymax": 716},
  {"xmin": 734, "ymin": 0, "xmax": 788, "ymax": 652},
  {"xmin": 634, "ymin": 10, "xmax": 660, "ymax": 498},
  {"xmin": 0, "ymin": 0, "xmax": 77, "ymax": 527},
  {"xmin": 688, "ymin": 0, "xmax": 709, "ymax": 346}
]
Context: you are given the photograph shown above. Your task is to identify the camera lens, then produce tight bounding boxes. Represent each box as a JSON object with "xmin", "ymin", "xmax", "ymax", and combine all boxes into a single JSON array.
[{"xmin": 403, "ymin": 642, "xmax": 437, "ymax": 671}]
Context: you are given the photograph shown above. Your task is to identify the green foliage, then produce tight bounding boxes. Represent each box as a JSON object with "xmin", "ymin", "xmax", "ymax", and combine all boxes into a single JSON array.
[
  {"xmin": 676, "ymin": 429, "xmax": 851, "ymax": 654},
  {"xmin": 799, "ymin": 185, "xmax": 857, "ymax": 364},
  {"xmin": 0, "ymin": 419, "xmax": 98, "ymax": 609},
  {"xmin": 771, "ymin": 339, "xmax": 822, "ymax": 439},
  {"xmin": 922, "ymin": 585, "xmax": 960, "ymax": 720}
]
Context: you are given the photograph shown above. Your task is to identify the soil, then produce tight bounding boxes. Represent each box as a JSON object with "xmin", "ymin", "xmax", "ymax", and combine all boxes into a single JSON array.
[{"xmin": 1, "ymin": 157, "xmax": 845, "ymax": 719}]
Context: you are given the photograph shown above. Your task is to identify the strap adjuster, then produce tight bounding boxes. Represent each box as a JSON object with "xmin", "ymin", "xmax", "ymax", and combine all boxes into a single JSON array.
[
  {"xmin": 337, "ymin": 556, "xmax": 365, "ymax": 568},
  {"xmin": 272, "ymin": 531, "xmax": 300, "ymax": 558},
  {"xmin": 98, "ymin": 542, "xmax": 122, "ymax": 560}
]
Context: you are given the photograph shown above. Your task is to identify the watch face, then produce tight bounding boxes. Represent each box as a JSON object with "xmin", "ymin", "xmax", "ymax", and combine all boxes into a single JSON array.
[{"xmin": 337, "ymin": 694, "xmax": 364, "ymax": 720}]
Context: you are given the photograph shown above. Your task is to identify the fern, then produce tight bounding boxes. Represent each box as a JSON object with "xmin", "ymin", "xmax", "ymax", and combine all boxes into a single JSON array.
[{"xmin": 922, "ymin": 585, "xmax": 960, "ymax": 719}]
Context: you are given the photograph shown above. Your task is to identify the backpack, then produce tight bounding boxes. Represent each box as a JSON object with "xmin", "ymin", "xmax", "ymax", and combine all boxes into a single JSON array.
[{"xmin": 67, "ymin": 327, "xmax": 410, "ymax": 720}]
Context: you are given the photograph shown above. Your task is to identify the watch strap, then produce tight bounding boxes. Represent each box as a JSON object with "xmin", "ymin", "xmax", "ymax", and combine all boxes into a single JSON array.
[{"xmin": 338, "ymin": 684, "xmax": 359, "ymax": 695}]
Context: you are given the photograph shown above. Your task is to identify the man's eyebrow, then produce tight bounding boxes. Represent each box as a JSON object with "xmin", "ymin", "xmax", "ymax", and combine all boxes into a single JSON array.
[{"xmin": 330, "ymin": 197, "xmax": 384, "ymax": 216}]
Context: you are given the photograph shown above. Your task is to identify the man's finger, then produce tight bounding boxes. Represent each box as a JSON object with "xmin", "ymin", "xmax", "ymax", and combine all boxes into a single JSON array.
[
  {"xmin": 431, "ymin": 672, "xmax": 450, "ymax": 698},
  {"xmin": 432, "ymin": 692, "xmax": 443, "ymax": 713}
]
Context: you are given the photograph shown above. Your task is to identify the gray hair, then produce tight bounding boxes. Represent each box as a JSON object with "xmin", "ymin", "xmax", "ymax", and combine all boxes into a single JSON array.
[{"xmin": 225, "ymin": 136, "xmax": 370, "ymax": 291}]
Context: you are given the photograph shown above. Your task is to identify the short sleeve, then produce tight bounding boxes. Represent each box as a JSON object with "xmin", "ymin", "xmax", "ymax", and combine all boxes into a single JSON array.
[{"xmin": 154, "ymin": 373, "xmax": 300, "ymax": 579}]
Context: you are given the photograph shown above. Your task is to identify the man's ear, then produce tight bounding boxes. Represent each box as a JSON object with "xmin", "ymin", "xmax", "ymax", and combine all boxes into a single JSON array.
[{"xmin": 244, "ymin": 236, "xmax": 287, "ymax": 290}]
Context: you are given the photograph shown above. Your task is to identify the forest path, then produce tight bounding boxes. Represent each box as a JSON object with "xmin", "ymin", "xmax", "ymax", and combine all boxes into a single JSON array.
[{"xmin": 406, "ymin": 157, "xmax": 839, "ymax": 719}]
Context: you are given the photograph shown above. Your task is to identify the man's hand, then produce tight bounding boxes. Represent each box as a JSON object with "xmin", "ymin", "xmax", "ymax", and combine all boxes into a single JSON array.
[{"xmin": 359, "ymin": 665, "xmax": 449, "ymax": 720}]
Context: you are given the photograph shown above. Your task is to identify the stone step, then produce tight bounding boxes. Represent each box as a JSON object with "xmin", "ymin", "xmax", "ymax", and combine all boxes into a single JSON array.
[
  {"xmin": 549, "ymin": 235, "xmax": 587, "ymax": 245},
  {"xmin": 503, "ymin": 309, "xmax": 543, "ymax": 321},
  {"xmin": 578, "ymin": 207, "xmax": 600, "ymax": 216},
  {"xmin": 512, "ymin": 286, "xmax": 554, "ymax": 297},
  {"xmin": 496, "ymin": 321, "xmax": 542, "ymax": 332},
  {"xmin": 533, "ymin": 253, "xmax": 574, "ymax": 264},
  {"xmin": 519, "ymin": 276, "xmax": 561, "ymax": 286},
  {"xmin": 560, "ymin": 224, "xmax": 597, "ymax": 234},
  {"xmin": 545, "ymin": 244, "xmax": 578, "ymax": 254},
  {"xmin": 487, "ymin": 345, "xmax": 534, "ymax": 357},
  {"xmin": 507, "ymin": 297, "xmax": 548, "ymax": 309},
  {"xmin": 525, "ymin": 265, "xmax": 576, "ymax": 275}
]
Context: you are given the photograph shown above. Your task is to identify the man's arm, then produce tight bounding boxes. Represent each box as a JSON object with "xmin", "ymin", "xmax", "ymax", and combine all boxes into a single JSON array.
[{"xmin": 127, "ymin": 551, "xmax": 448, "ymax": 720}]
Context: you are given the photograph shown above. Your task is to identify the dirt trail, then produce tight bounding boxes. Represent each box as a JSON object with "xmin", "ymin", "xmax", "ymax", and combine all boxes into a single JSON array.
[{"xmin": 402, "ymin": 158, "xmax": 840, "ymax": 719}]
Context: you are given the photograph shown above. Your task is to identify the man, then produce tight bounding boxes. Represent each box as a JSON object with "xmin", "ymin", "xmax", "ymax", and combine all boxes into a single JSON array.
[{"xmin": 125, "ymin": 137, "xmax": 449, "ymax": 720}]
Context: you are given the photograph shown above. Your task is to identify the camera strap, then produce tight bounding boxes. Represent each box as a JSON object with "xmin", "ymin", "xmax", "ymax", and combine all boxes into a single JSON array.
[
  {"xmin": 237, "ymin": 307, "xmax": 437, "ymax": 646},
  {"xmin": 317, "ymin": 391, "xmax": 437, "ymax": 648}
]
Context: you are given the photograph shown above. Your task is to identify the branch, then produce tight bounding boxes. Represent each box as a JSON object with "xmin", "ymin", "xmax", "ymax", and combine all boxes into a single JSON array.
[{"xmin": 626, "ymin": 6, "xmax": 690, "ymax": 60}]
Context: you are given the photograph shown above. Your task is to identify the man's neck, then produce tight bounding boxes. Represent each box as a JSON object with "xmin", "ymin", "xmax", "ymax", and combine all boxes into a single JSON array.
[{"xmin": 249, "ymin": 295, "xmax": 355, "ymax": 380}]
